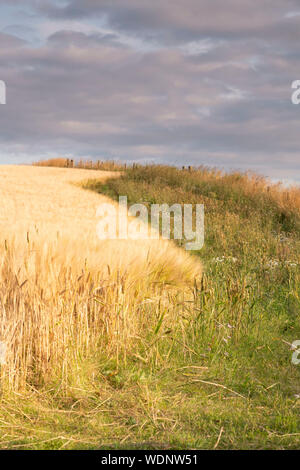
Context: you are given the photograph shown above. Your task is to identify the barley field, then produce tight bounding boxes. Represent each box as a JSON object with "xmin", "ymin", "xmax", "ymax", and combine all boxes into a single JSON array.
[
  {"xmin": 0, "ymin": 163, "xmax": 300, "ymax": 450},
  {"xmin": 0, "ymin": 165, "xmax": 201, "ymax": 391}
]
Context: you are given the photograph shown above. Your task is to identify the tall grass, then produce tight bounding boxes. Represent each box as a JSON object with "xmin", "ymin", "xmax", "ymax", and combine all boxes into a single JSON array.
[
  {"xmin": 0, "ymin": 230, "xmax": 202, "ymax": 391},
  {"xmin": 33, "ymin": 158, "xmax": 127, "ymax": 171},
  {"xmin": 79, "ymin": 164, "xmax": 300, "ymax": 449},
  {"xmin": 0, "ymin": 164, "xmax": 201, "ymax": 392},
  {"xmin": 1, "ymin": 163, "xmax": 300, "ymax": 449},
  {"xmin": 98, "ymin": 164, "xmax": 300, "ymax": 233}
]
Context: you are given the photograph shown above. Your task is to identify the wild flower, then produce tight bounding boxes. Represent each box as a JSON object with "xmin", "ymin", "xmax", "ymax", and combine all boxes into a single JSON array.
[{"xmin": 212, "ymin": 256, "xmax": 238, "ymax": 263}]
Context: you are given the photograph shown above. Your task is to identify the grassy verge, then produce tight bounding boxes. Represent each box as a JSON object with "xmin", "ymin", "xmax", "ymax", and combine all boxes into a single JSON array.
[{"xmin": 82, "ymin": 165, "xmax": 300, "ymax": 449}]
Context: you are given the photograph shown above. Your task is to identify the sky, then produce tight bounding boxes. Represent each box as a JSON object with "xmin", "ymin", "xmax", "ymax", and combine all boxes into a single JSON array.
[{"xmin": 0, "ymin": 0, "xmax": 300, "ymax": 183}]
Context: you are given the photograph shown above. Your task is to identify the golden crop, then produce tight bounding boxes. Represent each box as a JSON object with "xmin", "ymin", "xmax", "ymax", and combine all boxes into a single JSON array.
[{"xmin": 0, "ymin": 165, "xmax": 201, "ymax": 390}]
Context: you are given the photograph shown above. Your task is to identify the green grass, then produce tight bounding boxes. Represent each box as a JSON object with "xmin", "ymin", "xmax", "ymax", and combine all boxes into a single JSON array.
[{"xmin": 1, "ymin": 164, "xmax": 300, "ymax": 449}]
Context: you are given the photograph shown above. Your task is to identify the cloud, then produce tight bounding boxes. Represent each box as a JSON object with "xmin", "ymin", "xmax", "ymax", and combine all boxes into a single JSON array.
[
  {"xmin": 0, "ymin": 0, "xmax": 300, "ymax": 182},
  {"xmin": 34, "ymin": 0, "xmax": 300, "ymax": 40},
  {"xmin": 0, "ymin": 31, "xmax": 26, "ymax": 48}
]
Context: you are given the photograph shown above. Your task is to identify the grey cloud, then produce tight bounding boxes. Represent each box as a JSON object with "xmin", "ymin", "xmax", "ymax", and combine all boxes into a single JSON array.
[
  {"xmin": 34, "ymin": 1, "xmax": 300, "ymax": 40},
  {"xmin": 47, "ymin": 30, "xmax": 122, "ymax": 47},
  {"xmin": 0, "ymin": 1, "xmax": 300, "ymax": 182},
  {"xmin": 0, "ymin": 31, "xmax": 26, "ymax": 48}
]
